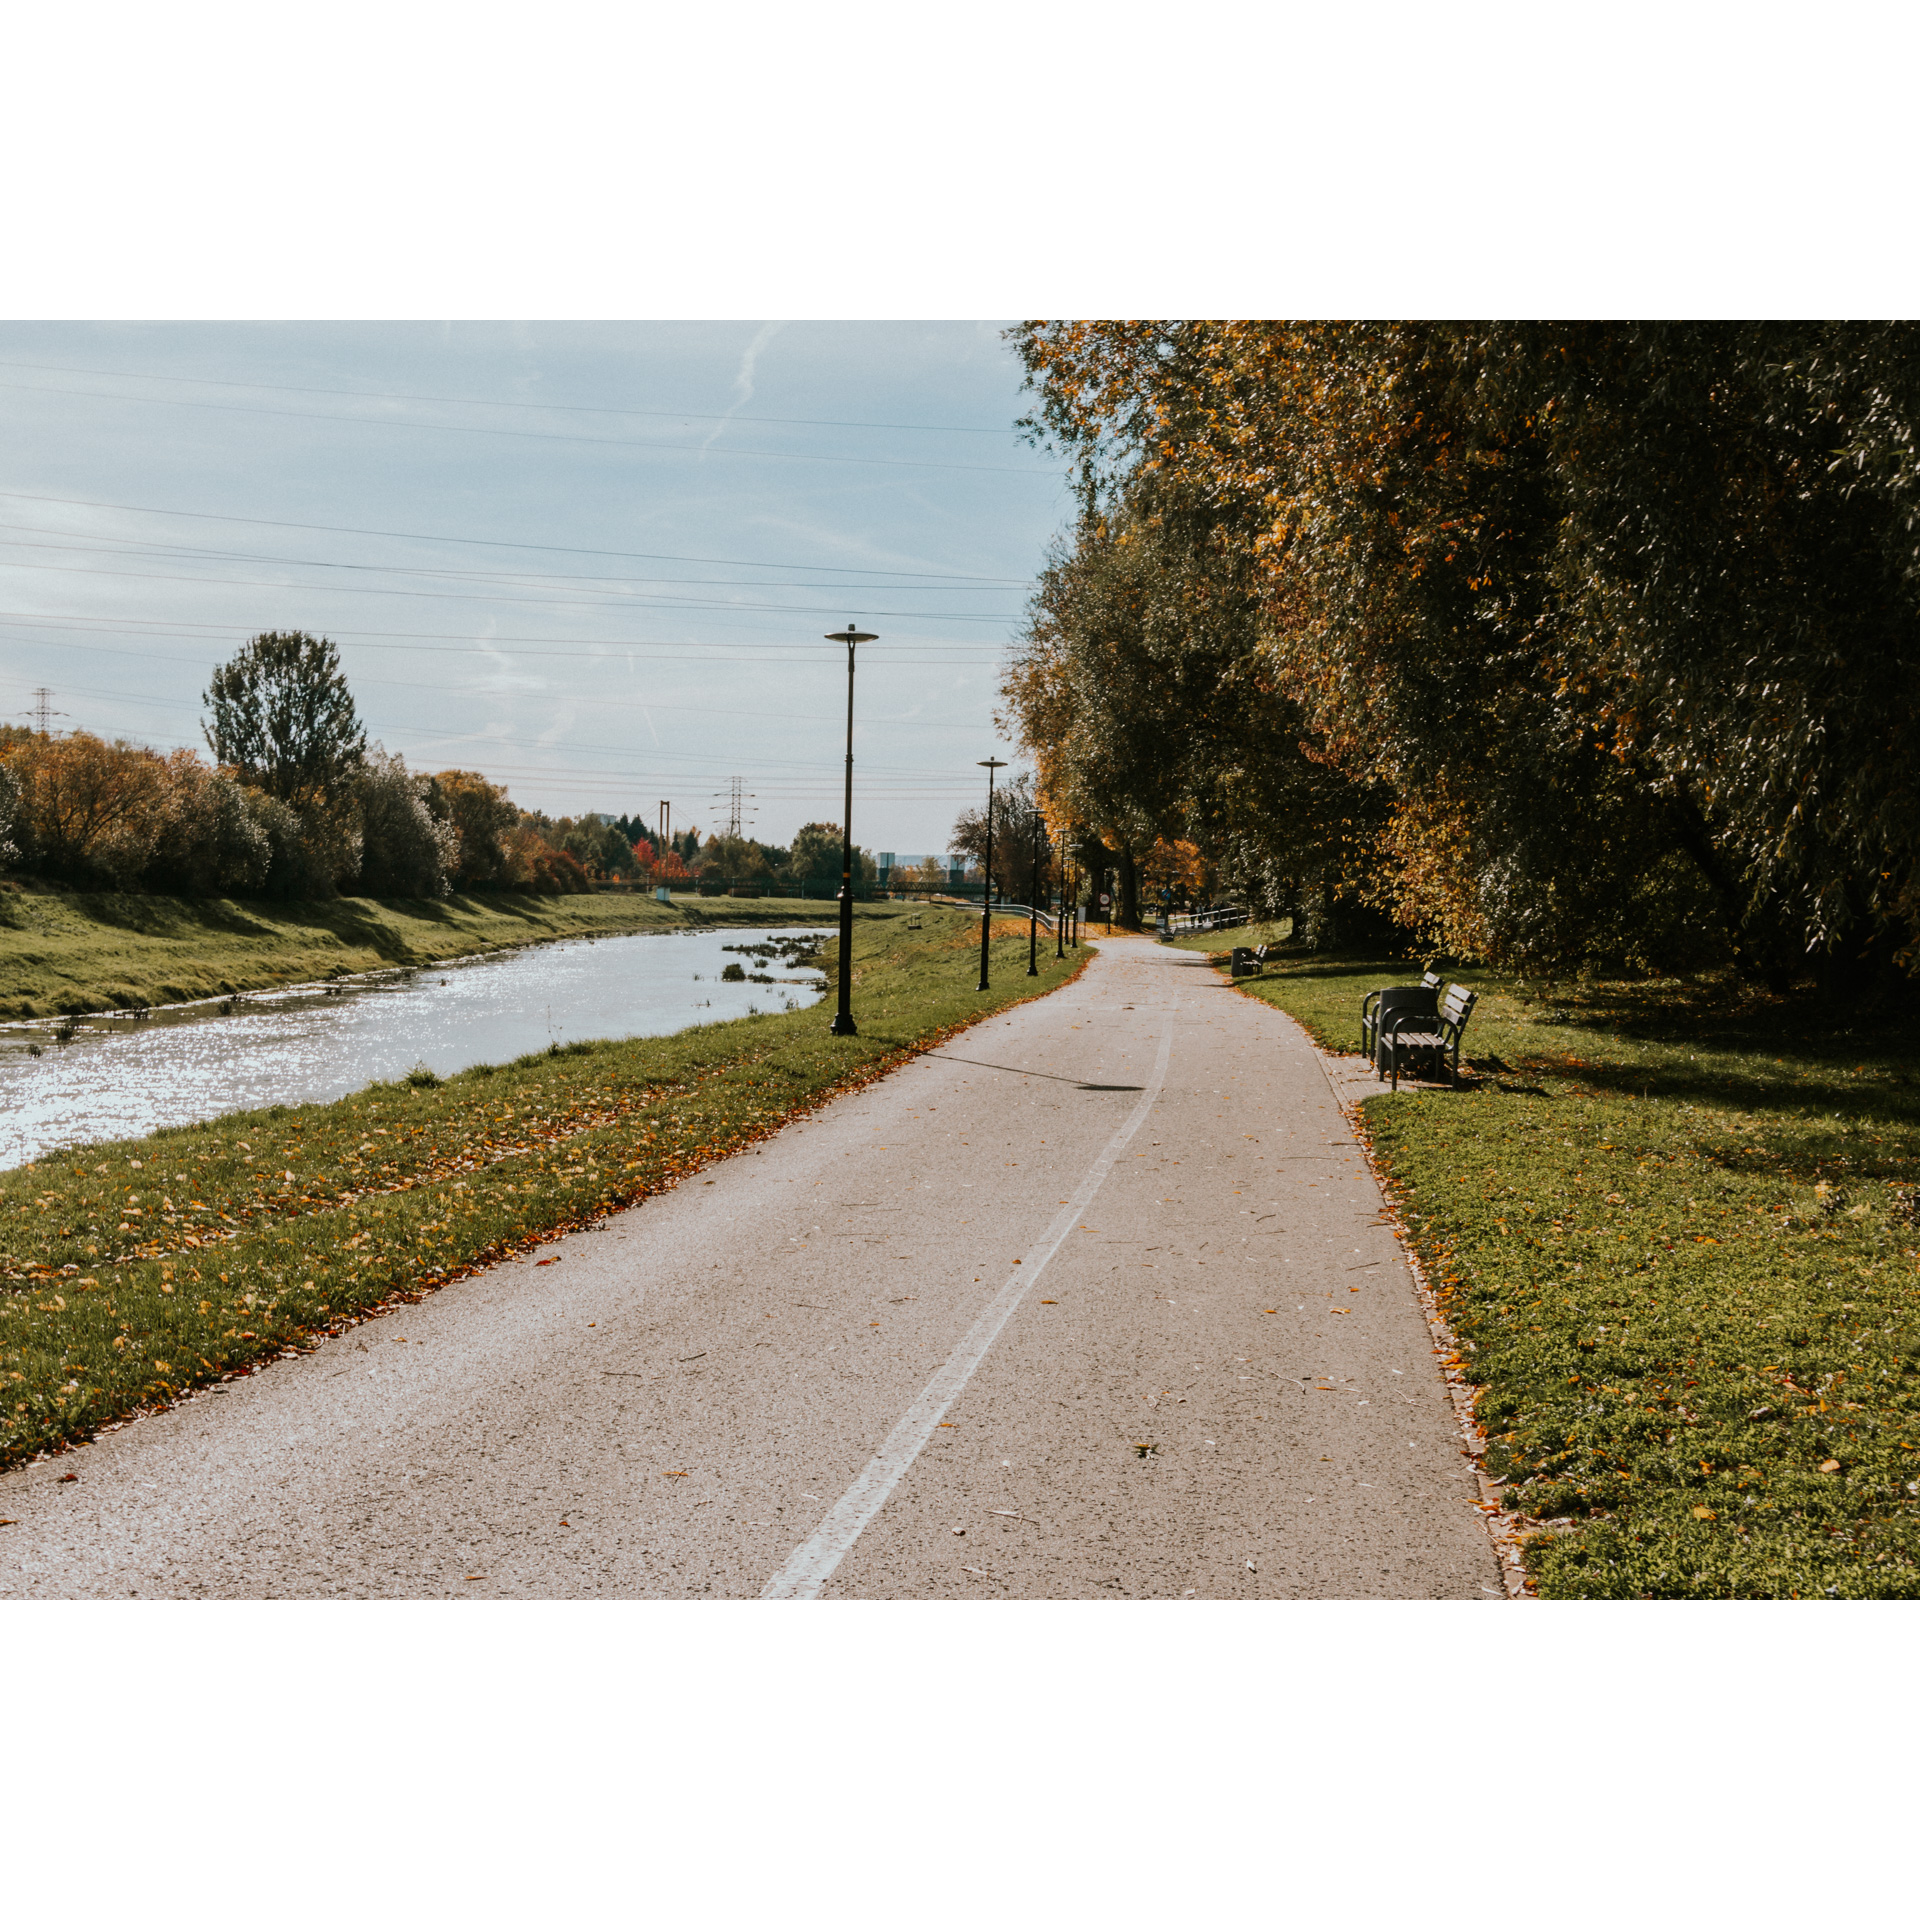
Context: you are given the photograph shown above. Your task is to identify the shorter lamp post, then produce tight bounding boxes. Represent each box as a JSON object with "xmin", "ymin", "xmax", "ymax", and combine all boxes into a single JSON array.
[
  {"xmin": 976, "ymin": 758, "xmax": 1005, "ymax": 991},
  {"xmin": 829, "ymin": 625, "xmax": 876, "ymax": 1035},
  {"xmin": 1056, "ymin": 850, "xmax": 1066, "ymax": 959}
]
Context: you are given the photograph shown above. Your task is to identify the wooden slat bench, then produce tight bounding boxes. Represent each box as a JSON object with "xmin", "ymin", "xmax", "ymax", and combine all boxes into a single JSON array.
[
  {"xmin": 1378, "ymin": 983, "xmax": 1477, "ymax": 1090},
  {"xmin": 1360, "ymin": 970, "xmax": 1442, "ymax": 1055}
]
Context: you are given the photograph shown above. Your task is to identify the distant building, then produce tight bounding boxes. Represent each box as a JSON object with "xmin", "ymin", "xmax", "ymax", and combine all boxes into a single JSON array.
[{"xmin": 876, "ymin": 854, "xmax": 962, "ymax": 887}]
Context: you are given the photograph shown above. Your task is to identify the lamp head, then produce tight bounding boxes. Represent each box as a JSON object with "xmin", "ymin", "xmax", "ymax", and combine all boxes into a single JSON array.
[
  {"xmin": 830, "ymin": 624, "xmax": 877, "ymax": 645},
  {"xmin": 977, "ymin": 757, "xmax": 1007, "ymax": 770}
]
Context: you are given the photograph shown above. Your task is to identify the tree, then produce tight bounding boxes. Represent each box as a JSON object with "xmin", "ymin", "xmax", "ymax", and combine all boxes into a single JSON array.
[
  {"xmin": 789, "ymin": 822, "xmax": 840, "ymax": 890},
  {"xmin": 1003, "ymin": 477, "xmax": 1380, "ymax": 934},
  {"xmin": 560, "ymin": 815, "xmax": 637, "ymax": 880},
  {"xmin": 145, "ymin": 751, "xmax": 270, "ymax": 895},
  {"xmin": 0, "ymin": 757, "xmax": 17, "ymax": 870},
  {"xmin": 432, "ymin": 769, "xmax": 519, "ymax": 888},
  {"xmin": 503, "ymin": 824, "xmax": 590, "ymax": 893},
  {"xmin": 1012, "ymin": 320, "xmax": 1920, "ymax": 981},
  {"xmin": 2, "ymin": 731, "xmax": 170, "ymax": 886},
  {"xmin": 696, "ymin": 834, "xmax": 769, "ymax": 885},
  {"xmin": 354, "ymin": 746, "xmax": 458, "ymax": 898},
  {"xmin": 203, "ymin": 631, "xmax": 365, "ymax": 806}
]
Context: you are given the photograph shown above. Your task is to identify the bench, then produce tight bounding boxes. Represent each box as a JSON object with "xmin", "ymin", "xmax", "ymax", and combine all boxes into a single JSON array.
[
  {"xmin": 1377, "ymin": 983, "xmax": 1477, "ymax": 1090},
  {"xmin": 1360, "ymin": 971, "xmax": 1442, "ymax": 1055}
]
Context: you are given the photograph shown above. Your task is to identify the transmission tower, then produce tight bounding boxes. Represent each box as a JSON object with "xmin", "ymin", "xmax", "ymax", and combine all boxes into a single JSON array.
[
  {"xmin": 659, "ymin": 800, "xmax": 671, "ymax": 850},
  {"xmin": 710, "ymin": 775, "xmax": 756, "ymax": 839},
  {"xmin": 23, "ymin": 687, "xmax": 66, "ymax": 736}
]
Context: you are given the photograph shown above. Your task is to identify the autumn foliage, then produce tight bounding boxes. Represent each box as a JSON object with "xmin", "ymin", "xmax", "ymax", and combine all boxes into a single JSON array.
[{"xmin": 1007, "ymin": 322, "xmax": 1920, "ymax": 986}]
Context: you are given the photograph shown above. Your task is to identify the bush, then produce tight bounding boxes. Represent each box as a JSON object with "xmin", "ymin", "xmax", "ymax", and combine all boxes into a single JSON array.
[
  {"xmin": 504, "ymin": 825, "xmax": 591, "ymax": 894},
  {"xmin": 143, "ymin": 754, "xmax": 270, "ymax": 895},
  {"xmin": 354, "ymin": 746, "xmax": 457, "ymax": 898},
  {"xmin": 247, "ymin": 790, "xmax": 361, "ymax": 900}
]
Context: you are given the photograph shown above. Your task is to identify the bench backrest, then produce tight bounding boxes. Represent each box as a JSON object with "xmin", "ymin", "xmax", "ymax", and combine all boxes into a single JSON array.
[
  {"xmin": 1442, "ymin": 984, "xmax": 1476, "ymax": 1025},
  {"xmin": 1420, "ymin": 969, "xmax": 1443, "ymax": 990},
  {"xmin": 1376, "ymin": 986, "xmax": 1438, "ymax": 1023}
]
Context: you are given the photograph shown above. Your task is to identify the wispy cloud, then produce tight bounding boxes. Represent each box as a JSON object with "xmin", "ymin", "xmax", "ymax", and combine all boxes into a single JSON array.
[{"xmin": 699, "ymin": 321, "xmax": 784, "ymax": 453}]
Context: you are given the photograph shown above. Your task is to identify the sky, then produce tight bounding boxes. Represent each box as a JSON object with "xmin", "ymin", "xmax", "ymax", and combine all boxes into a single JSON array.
[{"xmin": 0, "ymin": 322, "xmax": 1071, "ymax": 856}]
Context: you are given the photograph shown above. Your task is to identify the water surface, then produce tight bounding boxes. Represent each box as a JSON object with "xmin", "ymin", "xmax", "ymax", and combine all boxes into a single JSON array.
[{"xmin": 0, "ymin": 928, "xmax": 824, "ymax": 1169}]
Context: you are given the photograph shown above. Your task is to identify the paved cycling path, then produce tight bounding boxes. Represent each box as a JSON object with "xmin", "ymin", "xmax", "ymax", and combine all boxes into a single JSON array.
[{"xmin": 0, "ymin": 937, "xmax": 1499, "ymax": 1599}]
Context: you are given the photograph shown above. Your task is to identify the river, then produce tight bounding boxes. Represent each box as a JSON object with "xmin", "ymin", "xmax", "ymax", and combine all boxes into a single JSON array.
[{"xmin": 0, "ymin": 927, "xmax": 825, "ymax": 1170}]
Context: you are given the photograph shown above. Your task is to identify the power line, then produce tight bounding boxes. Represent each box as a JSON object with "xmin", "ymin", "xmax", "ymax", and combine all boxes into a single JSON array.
[
  {"xmin": 0, "ymin": 551, "xmax": 1020, "ymax": 624},
  {"xmin": 3, "ymin": 674, "xmax": 1006, "ymax": 779},
  {"xmin": 0, "ymin": 525, "xmax": 1026, "ymax": 594},
  {"xmin": 0, "ymin": 377, "xmax": 1065, "ymax": 478},
  {"xmin": 0, "ymin": 355, "xmax": 1022, "ymax": 437},
  {"xmin": 0, "ymin": 487, "xmax": 1034, "ymax": 582}
]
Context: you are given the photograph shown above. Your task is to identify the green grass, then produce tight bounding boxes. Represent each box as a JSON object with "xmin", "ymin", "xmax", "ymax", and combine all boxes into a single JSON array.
[
  {"xmin": 1237, "ymin": 953, "xmax": 1920, "ymax": 1598},
  {"xmin": 1165, "ymin": 916, "xmax": 1294, "ymax": 953},
  {"xmin": 0, "ymin": 884, "xmax": 852, "ymax": 1020},
  {"xmin": 0, "ymin": 914, "xmax": 1087, "ymax": 1469}
]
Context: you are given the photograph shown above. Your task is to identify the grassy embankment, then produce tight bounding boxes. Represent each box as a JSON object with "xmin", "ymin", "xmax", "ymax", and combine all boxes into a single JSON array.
[
  {"xmin": 1233, "ymin": 953, "xmax": 1920, "ymax": 1597},
  {"xmin": 0, "ymin": 884, "xmax": 850, "ymax": 1020},
  {"xmin": 0, "ymin": 913, "xmax": 1083, "ymax": 1471}
]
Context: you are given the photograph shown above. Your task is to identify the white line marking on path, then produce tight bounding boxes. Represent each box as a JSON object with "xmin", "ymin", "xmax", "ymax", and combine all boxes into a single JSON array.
[{"xmin": 762, "ymin": 1016, "xmax": 1176, "ymax": 1599}]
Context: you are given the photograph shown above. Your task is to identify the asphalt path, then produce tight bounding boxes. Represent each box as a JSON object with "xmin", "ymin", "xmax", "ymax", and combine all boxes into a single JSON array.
[{"xmin": 0, "ymin": 936, "xmax": 1500, "ymax": 1599}]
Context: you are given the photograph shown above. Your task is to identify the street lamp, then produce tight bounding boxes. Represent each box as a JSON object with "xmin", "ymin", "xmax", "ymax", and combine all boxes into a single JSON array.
[
  {"xmin": 1027, "ymin": 803, "xmax": 1043, "ymax": 977},
  {"xmin": 1056, "ymin": 844, "xmax": 1067, "ymax": 959},
  {"xmin": 976, "ymin": 758, "xmax": 1005, "ymax": 991},
  {"xmin": 829, "ymin": 625, "xmax": 876, "ymax": 1036}
]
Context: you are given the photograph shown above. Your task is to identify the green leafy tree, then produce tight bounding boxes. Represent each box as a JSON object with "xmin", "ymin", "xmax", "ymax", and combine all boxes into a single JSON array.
[{"xmin": 203, "ymin": 631, "xmax": 365, "ymax": 807}]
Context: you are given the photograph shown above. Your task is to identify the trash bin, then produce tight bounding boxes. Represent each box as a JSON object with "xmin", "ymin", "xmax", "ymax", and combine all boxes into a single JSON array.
[{"xmin": 1230, "ymin": 946, "xmax": 1262, "ymax": 977}]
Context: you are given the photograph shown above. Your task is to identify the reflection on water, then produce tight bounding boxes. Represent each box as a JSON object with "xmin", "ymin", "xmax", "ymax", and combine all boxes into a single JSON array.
[{"xmin": 0, "ymin": 928, "xmax": 824, "ymax": 1169}]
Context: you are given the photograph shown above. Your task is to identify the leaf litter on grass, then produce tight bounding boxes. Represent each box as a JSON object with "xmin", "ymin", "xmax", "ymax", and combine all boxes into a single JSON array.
[
  {"xmin": 1240, "ymin": 951, "xmax": 1920, "ymax": 1598},
  {"xmin": 0, "ymin": 918, "xmax": 1087, "ymax": 1469}
]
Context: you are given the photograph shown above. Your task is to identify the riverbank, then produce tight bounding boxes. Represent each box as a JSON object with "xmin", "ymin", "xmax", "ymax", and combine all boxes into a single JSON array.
[
  {"xmin": 0, "ymin": 914, "xmax": 1089, "ymax": 1469},
  {"xmin": 0, "ymin": 884, "xmax": 861, "ymax": 1019},
  {"xmin": 1235, "ymin": 951, "xmax": 1920, "ymax": 1598}
]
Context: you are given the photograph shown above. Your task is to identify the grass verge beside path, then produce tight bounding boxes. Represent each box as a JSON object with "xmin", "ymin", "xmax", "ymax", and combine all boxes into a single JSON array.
[
  {"xmin": 1236, "ymin": 953, "xmax": 1920, "ymax": 1598},
  {"xmin": 0, "ymin": 914, "xmax": 1085, "ymax": 1472},
  {"xmin": 0, "ymin": 884, "xmax": 852, "ymax": 1019}
]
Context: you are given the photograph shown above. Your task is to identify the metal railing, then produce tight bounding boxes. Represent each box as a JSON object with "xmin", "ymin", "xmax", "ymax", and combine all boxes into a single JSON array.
[{"xmin": 1163, "ymin": 904, "xmax": 1250, "ymax": 937}]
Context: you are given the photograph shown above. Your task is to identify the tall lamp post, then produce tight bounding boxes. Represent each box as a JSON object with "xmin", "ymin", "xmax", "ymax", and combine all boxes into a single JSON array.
[
  {"xmin": 976, "ymin": 758, "xmax": 1005, "ymax": 992},
  {"xmin": 1026, "ymin": 804, "xmax": 1043, "ymax": 976},
  {"xmin": 1056, "ymin": 847, "xmax": 1067, "ymax": 960},
  {"xmin": 829, "ymin": 625, "xmax": 876, "ymax": 1035}
]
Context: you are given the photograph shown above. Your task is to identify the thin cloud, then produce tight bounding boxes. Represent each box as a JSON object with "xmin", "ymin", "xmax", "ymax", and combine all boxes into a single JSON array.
[{"xmin": 699, "ymin": 321, "xmax": 784, "ymax": 454}]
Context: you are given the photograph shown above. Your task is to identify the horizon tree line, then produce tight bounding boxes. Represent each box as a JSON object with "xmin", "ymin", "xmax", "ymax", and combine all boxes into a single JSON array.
[{"xmin": 0, "ymin": 632, "xmax": 883, "ymax": 902}]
